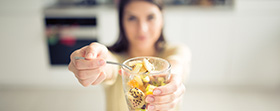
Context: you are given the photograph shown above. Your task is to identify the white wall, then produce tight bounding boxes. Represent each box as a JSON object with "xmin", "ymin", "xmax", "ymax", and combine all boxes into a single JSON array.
[
  {"xmin": 163, "ymin": 1, "xmax": 280, "ymax": 88},
  {"xmin": 0, "ymin": 0, "xmax": 279, "ymax": 88}
]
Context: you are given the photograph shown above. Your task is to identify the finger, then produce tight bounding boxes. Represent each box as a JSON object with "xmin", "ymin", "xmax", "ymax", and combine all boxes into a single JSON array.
[
  {"xmin": 70, "ymin": 62, "xmax": 103, "ymax": 86},
  {"xmin": 153, "ymin": 74, "xmax": 181, "ymax": 96},
  {"xmin": 75, "ymin": 69, "xmax": 102, "ymax": 80},
  {"xmin": 84, "ymin": 43, "xmax": 98, "ymax": 59},
  {"xmin": 74, "ymin": 58, "xmax": 105, "ymax": 70},
  {"xmin": 78, "ymin": 72, "xmax": 101, "ymax": 87},
  {"xmin": 69, "ymin": 61, "xmax": 88, "ymax": 79},
  {"xmin": 85, "ymin": 42, "xmax": 107, "ymax": 59},
  {"xmin": 70, "ymin": 46, "xmax": 88, "ymax": 62},
  {"xmin": 147, "ymin": 96, "xmax": 180, "ymax": 111},
  {"xmin": 68, "ymin": 61, "xmax": 76, "ymax": 73},
  {"xmin": 146, "ymin": 83, "xmax": 185, "ymax": 104},
  {"xmin": 91, "ymin": 72, "xmax": 106, "ymax": 85}
]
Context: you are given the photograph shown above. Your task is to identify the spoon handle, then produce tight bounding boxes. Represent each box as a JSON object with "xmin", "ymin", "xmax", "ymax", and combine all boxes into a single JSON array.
[
  {"xmin": 74, "ymin": 57, "xmax": 132, "ymax": 71},
  {"xmin": 106, "ymin": 61, "xmax": 133, "ymax": 71}
]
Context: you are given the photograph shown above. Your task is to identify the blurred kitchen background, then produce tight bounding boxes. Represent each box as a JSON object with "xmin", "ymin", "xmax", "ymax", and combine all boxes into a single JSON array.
[{"xmin": 0, "ymin": 0, "xmax": 280, "ymax": 111}]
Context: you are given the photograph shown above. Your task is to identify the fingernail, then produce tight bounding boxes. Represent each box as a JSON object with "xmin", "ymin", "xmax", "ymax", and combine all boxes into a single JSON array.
[
  {"xmin": 146, "ymin": 96, "xmax": 154, "ymax": 102},
  {"xmin": 153, "ymin": 89, "xmax": 161, "ymax": 95},
  {"xmin": 98, "ymin": 60, "xmax": 105, "ymax": 66},
  {"xmin": 148, "ymin": 105, "xmax": 155, "ymax": 110}
]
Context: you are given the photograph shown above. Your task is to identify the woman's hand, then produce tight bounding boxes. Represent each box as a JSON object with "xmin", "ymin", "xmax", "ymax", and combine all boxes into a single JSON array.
[
  {"xmin": 68, "ymin": 42, "xmax": 109, "ymax": 87},
  {"xmin": 146, "ymin": 74, "xmax": 185, "ymax": 111}
]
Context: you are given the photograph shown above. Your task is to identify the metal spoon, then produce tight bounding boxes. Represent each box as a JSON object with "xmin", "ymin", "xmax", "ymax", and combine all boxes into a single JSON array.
[{"xmin": 74, "ymin": 57, "xmax": 133, "ymax": 71}]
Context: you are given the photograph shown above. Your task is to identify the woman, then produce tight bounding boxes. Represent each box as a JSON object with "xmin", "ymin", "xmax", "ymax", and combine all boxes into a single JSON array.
[{"xmin": 68, "ymin": 0, "xmax": 191, "ymax": 110}]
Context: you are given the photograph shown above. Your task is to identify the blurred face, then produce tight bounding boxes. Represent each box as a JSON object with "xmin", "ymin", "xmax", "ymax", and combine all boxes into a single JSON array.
[{"xmin": 123, "ymin": 1, "xmax": 163, "ymax": 50}]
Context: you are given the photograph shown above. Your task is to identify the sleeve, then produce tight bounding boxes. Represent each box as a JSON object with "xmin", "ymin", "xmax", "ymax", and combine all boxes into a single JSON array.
[
  {"xmin": 101, "ymin": 52, "xmax": 120, "ymax": 86},
  {"xmin": 164, "ymin": 44, "xmax": 192, "ymax": 83}
]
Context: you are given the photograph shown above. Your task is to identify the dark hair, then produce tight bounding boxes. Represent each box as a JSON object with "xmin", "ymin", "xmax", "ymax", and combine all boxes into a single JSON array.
[{"xmin": 108, "ymin": 0, "xmax": 166, "ymax": 53}]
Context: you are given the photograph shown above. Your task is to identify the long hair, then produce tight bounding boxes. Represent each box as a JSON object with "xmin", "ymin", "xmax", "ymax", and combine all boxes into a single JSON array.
[{"xmin": 108, "ymin": 0, "xmax": 166, "ymax": 53}]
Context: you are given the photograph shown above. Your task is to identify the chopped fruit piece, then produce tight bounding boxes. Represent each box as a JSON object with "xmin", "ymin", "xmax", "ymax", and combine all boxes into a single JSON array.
[
  {"xmin": 142, "ymin": 76, "xmax": 150, "ymax": 83},
  {"xmin": 138, "ymin": 66, "xmax": 147, "ymax": 74},
  {"xmin": 138, "ymin": 85, "xmax": 146, "ymax": 93},
  {"xmin": 132, "ymin": 63, "xmax": 143, "ymax": 73},
  {"xmin": 160, "ymin": 81, "xmax": 166, "ymax": 86},
  {"xmin": 135, "ymin": 109, "xmax": 146, "ymax": 111},
  {"xmin": 127, "ymin": 79, "xmax": 139, "ymax": 88},
  {"xmin": 158, "ymin": 77, "xmax": 164, "ymax": 82},
  {"xmin": 143, "ymin": 58, "xmax": 154, "ymax": 72},
  {"xmin": 141, "ymin": 104, "xmax": 146, "ymax": 109},
  {"xmin": 146, "ymin": 84, "xmax": 156, "ymax": 91},
  {"xmin": 128, "ymin": 60, "xmax": 143, "ymax": 66},
  {"xmin": 127, "ymin": 87, "xmax": 145, "ymax": 109},
  {"xmin": 157, "ymin": 77, "xmax": 166, "ymax": 86},
  {"xmin": 149, "ymin": 76, "xmax": 156, "ymax": 83},
  {"xmin": 145, "ymin": 84, "xmax": 156, "ymax": 95},
  {"xmin": 128, "ymin": 58, "xmax": 155, "ymax": 74},
  {"xmin": 134, "ymin": 75, "xmax": 143, "ymax": 86},
  {"xmin": 145, "ymin": 91, "xmax": 153, "ymax": 95}
]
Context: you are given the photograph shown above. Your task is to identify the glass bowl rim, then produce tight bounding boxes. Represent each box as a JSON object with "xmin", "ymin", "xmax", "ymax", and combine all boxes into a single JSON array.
[{"xmin": 122, "ymin": 56, "xmax": 171, "ymax": 76}]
